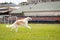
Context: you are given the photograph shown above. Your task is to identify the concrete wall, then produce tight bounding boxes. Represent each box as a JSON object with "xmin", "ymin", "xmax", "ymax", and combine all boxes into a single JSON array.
[{"xmin": 27, "ymin": 0, "xmax": 60, "ymax": 4}]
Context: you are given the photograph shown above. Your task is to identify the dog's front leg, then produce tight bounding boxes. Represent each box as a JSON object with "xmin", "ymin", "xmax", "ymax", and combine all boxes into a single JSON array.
[
  {"xmin": 27, "ymin": 26, "xmax": 31, "ymax": 29},
  {"xmin": 25, "ymin": 24, "xmax": 31, "ymax": 29}
]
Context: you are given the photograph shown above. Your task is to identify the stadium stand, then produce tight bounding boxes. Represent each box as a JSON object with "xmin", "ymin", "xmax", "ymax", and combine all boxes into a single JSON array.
[{"xmin": 0, "ymin": 2, "xmax": 60, "ymax": 23}]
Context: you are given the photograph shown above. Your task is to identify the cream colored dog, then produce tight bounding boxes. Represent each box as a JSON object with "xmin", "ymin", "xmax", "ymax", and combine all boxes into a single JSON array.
[{"xmin": 6, "ymin": 17, "xmax": 32, "ymax": 32}]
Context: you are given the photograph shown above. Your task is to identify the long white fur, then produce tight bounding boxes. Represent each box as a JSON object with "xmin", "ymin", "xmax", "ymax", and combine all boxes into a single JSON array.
[{"xmin": 6, "ymin": 17, "xmax": 32, "ymax": 32}]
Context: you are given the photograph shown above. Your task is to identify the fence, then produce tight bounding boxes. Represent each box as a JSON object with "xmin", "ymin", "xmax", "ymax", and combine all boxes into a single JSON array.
[
  {"xmin": 0, "ymin": 16, "xmax": 60, "ymax": 24},
  {"xmin": 0, "ymin": 16, "xmax": 18, "ymax": 24}
]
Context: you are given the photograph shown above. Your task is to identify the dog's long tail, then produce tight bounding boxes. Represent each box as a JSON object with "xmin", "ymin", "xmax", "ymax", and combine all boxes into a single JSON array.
[{"xmin": 6, "ymin": 25, "xmax": 11, "ymax": 28}]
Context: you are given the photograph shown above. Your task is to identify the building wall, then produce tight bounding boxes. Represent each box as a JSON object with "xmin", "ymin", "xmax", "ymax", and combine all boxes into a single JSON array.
[
  {"xmin": 24, "ymin": 11, "xmax": 60, "ymax": 16},
  {"xmin": 27, "ymin": 0, "xmax": 41, "ymax": 4}
]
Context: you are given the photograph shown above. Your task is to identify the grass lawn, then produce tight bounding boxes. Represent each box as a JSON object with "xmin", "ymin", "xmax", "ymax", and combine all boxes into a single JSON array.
[{"xmin": 0, "ymin": 24, "xmax": 60, "ymax": 40}]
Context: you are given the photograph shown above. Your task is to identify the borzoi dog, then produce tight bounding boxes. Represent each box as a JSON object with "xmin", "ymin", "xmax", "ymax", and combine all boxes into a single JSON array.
[{"xmin": 6, "ymin": 17, "xmax": 32, "ymax": 32}]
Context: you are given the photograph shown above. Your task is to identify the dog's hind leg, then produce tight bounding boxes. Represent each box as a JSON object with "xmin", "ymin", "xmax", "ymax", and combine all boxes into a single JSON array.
[
  {"xmin": 15, "ymin": 27, "xmax": 18, "ymax": 32},
  {"xmin": 11, "ymin": 27, "xmax": 14, "ymax": 31}
]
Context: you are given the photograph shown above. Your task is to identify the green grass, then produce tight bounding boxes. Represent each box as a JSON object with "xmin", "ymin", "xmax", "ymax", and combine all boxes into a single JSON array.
[{"xmin": 0, "ymin": 24, "xmax": 60, "ymax": 40}]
